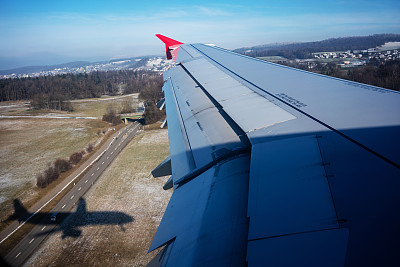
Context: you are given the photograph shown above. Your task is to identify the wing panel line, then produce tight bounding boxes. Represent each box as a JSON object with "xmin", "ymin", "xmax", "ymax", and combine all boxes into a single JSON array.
[{"xmin": 248, "ymin": 226, "xmax": 341, "ymax": 242}]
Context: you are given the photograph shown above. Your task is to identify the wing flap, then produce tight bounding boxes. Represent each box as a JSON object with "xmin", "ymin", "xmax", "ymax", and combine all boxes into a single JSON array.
[
  {"xmin": 248, "ymin": 135, "xmax": 338, "ymax": 240},
  {"xmin": 162, "ymin": 78, "xmax": 196, "ymax": 180},
  {"xmin": 163, "ymin": 64, "xmax": 247, "ymax": 185},
  {"xmin": 151, "ymin": 156, "xmax": 172, "ymax": 178},
  {"xmin": 183, "ymin": 58, "xmax": 296, "ymax": 133},
  {"xmin": 149, "ymin": 156, "xmax": 250, "ymax": 266}
]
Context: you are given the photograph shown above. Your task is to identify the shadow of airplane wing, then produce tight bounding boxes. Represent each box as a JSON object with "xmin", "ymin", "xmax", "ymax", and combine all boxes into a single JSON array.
[
  {"xmin": 34, "ymin": 223, "xmax": 82, "ymax": 239},
  {"xmin": 33, "ymin": 197, "xmax": 133, "ymax": 239},
  {"xmin": 76, "ymin": 197, "xmax": 87, "ymax": 214}
]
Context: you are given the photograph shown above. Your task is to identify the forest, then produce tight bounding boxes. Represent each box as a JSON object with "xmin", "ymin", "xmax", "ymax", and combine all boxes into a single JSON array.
[
  {"xmin": 0, "ymin": 70, "xmax": 164, "ymax": 110},
  {"xmin": 282, "ymin": 59, "xmax": 400, "ymax": 92},
  {"xmin": 318, "ymin": 60, "xmax": 400, "ymax": 91}
]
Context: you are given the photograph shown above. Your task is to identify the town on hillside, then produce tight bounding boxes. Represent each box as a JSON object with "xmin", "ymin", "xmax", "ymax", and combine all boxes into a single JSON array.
[{"xmin": 0, "ymin": 57, "xmax": 175, "ymax": 79}]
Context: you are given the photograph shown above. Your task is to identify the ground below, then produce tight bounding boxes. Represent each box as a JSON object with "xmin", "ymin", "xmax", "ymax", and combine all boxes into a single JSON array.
[{"xmin": 25, "ymin": 129, "xmax": 171, "ymax": 266}]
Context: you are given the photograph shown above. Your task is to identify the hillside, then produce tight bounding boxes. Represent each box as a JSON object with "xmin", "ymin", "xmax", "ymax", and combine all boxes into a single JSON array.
[
  {"xmin": 0, "ymin": 56, "xmax": 173, "ymax": 79},
  {"xmin": 234, "ymin": 34, "xmax": 400, "ymax": 59}
]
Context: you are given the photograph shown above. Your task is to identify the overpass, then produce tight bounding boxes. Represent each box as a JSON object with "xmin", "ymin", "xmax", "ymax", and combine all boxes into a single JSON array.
[{"xmin": 120, "ymin": 114, "xmax": 144, "ymax": 124}]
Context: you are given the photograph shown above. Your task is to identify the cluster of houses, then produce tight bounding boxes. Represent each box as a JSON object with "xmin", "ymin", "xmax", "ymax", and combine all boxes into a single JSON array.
[{"xmin": 312, "ymin": 48, "xmax": 399, "ymax": 67}]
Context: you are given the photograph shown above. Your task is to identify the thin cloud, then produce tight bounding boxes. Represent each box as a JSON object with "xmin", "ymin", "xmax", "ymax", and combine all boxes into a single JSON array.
[{"xmin": 195, "ymin": 6, "xmax": 234, "ymax": 16}]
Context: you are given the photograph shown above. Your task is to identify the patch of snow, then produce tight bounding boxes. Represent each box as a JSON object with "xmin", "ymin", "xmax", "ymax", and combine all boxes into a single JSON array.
[
  {"xmin": 138, "ymin": 130, "xmax": 168, "ymax": 144},
  {"xmin": 377, "ymin": 42, "xmax": 400, "ymax": 50}
]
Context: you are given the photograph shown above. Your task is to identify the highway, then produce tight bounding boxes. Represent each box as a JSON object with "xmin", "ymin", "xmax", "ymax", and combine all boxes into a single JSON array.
[{"xmin": 3, "ymin": 122, "xmax": 141, "ymax": 266}]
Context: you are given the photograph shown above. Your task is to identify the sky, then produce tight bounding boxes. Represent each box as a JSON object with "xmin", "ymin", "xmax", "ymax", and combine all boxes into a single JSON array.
[{"xmin": 1, "ymin": 0, "xmax": 399, "ymax": 70}]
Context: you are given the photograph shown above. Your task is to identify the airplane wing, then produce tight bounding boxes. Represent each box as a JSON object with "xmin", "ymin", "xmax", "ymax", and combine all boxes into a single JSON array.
[{"xmin": 149, "ymin": 34, "xmax": 400, "ymax": 266}]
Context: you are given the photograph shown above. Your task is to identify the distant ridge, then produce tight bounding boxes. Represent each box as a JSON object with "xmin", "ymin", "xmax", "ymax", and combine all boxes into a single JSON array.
[
  {"xmin": 0, "ymin": 56, "xmax": 174, "ymax": 79},
  {"xmin": 0, "ymin": 61, "xmax": 91, "ymax": 75},
  {"xmin": 0, "ymin": 56, "xmax": 160, "ymax": 76},
  {"xmin": 234, "ymin": 33, "xmax": 400, "ymax": 59}
]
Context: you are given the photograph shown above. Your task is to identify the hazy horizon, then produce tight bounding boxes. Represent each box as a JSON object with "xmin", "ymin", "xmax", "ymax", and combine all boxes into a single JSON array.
[{"xmin": 1, "ymin": 0, "xmax": 399, "ymax": 70}]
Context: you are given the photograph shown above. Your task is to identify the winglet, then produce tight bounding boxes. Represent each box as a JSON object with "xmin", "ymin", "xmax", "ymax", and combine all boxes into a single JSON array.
[{"xmin": 156, "ymin": 34, "xmax": 184, "ymax": 62}]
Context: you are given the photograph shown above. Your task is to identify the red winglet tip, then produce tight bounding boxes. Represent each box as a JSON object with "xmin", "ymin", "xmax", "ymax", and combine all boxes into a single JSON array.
[
  {"xmin": 156, "ymin": 34, "xmax": 184, "ymax": 61},
  {"xmin": 156, "ymin": 34, "xmax": 184, "ymax": 46}
]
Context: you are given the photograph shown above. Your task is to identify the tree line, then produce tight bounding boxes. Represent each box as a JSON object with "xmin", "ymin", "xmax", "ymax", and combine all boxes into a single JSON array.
[
  {"xmin": 36, "ymin": 144, "xmax": 93, "ymax": 188},
  {"xmin": 282, "ymin": 59, "xmax": 400, "ymax": 92},
  {"xmin": 326, "ymin": 60, "xmax": 400, "ymax": 91},
  {"xmin": 0, "ymin": 70, "xmax": 163, "ymax": 110}
]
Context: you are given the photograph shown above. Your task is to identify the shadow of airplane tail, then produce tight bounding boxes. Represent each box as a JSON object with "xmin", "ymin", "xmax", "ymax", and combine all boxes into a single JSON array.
[{"xmin": 6, "ymin": 199, "xmax": 29, "ymax": 223}]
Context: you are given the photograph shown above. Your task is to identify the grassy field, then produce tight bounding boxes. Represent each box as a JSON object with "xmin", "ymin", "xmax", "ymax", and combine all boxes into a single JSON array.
[
  {"xmin": 0, "ymin": 94, "xmax": 140, "ymax": 226},
  {"xmin": 258, "ymin": 56, "xmax": 288, "ymax": 62},
  {"xmin": 71, "ymin": 94, "xmax": 139, "ymax": 118},
  {"xmin": 0, "ymin": 94, "xmax": 139, "ymax": 118},
  {"xmin": 0, "ymin": 118, "xmax": 108, "ymax": 224},
  {"xmin": 27, "ymin": 129, "xmax": 172, "ymax": 266}
]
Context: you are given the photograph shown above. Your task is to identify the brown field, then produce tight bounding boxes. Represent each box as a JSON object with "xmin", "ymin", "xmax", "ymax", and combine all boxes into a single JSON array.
[
  {"xmin": 0, "ymin": 94, "xmax": 140, "ymax": 227},
  {"xmin": 0, "ymin": 118, "xmax": 109, "ymax": 224},
  {"xmin": 71, "ymin": 94, "xmax": 139, "ymax": 118},
  {"xmin": 26, "ymin": 129, "xmax": 172, "ymax": 266}
]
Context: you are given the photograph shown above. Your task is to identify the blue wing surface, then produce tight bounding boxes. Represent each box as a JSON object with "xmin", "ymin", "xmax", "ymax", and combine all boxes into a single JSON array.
[{"xmin": 149, "ymin": 36, "xmax": 400, "ymax": 266}]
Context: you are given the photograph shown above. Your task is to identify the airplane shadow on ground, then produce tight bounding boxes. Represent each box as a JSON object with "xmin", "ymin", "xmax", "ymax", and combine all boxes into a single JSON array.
[{"xmin": 7, "ymin": 198, "xmax": 134, "ymax": 239}]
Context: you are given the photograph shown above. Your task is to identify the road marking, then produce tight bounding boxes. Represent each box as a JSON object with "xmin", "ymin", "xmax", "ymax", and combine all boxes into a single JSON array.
[
  {"xmin": 85, "ymin": 180, "xmax": 88, "ymax": 183},
  {"xmin": 91, "ymin": 173, "xmax": 94, "ymax": 176},
  {"xmin": 41, "ymin": 226, "xmax": 46, "ymax": 231},
  {"xmin": 16, "ymin": 252, "xmax": 21, "ymax": 258},
  {"xmin": 107, "ymin": 156, "xmax": 109, "ymax": 159},
  {"xmin": 111, "ymin": 152, "xmax": 113, "ymax": 155},
  {"xmin": 62, "ymin": 204, "xmax": 66, "ymax": 208},
  {"xmin": 102, "ymin": 161, "xmax": 104, "ymax": 165},
  {"xmin": 29, "ymin": 238, "xmax": 35, "ymax": 244},
  {"xmin": 71, "ymin": 195, "xmax": 74, "ymax": 199},
  {"xmin": 97, "ymin": 167, "xmax": 99, "ymax": 170},
  {"xmin": 78, "ymin": 187, "xmax": 81, "ymax": 191}
]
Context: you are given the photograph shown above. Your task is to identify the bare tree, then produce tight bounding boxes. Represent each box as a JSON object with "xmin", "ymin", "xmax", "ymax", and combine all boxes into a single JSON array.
[
  {"xmin": 54, "ymin": 158, "xmax": 72, "ymax": 173},
  {"xmin": 69, "ymin": 152, "xmax": 83, "ymax": 165},
  {"xmin": 102, "ymin": 104, "xmax": 121, "ymax": 126},
  {"xmin": 36, "ymin": 173, "xmax": 47, "ymax": 188},
  {"xmin": 86, "ymin": 144, "xmax": 94, "ymax": 153},
  {"xmin": 120, "ymin": 99, "xmax": 136, "ymax": 114}
]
